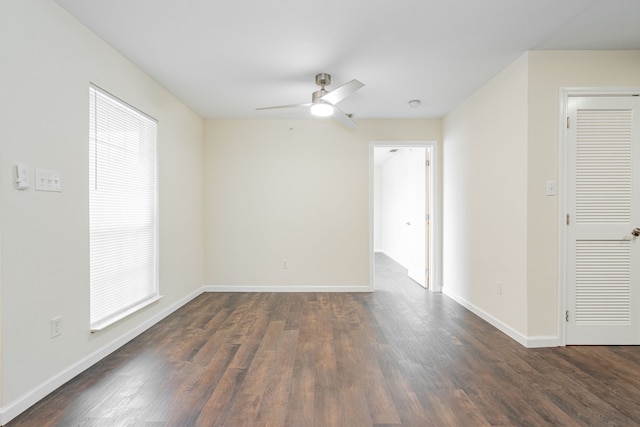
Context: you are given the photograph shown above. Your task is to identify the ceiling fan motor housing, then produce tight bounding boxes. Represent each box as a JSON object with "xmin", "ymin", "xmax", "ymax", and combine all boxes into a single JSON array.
[{"xmin": 315, "ymin": 73, "xmax": 331, "ymax": 88}]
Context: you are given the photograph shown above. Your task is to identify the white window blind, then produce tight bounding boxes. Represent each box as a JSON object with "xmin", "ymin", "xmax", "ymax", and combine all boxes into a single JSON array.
[{"xmin": 89, "ymin": 85, "xmax": 159, "ymax": 331}]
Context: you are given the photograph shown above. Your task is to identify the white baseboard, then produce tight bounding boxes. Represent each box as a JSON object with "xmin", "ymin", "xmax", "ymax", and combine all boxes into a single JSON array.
[
  {"xmin": 0, "ymin": 287, "xmax": 204, "ymax": 426},
  {"xmin": 203, "ymin": 284, "xmax": 373, "ymax": 293},
  {"xmin": 442, "ymin": 288, "xmax": 559, "ymax": 348},
  {"xmin": 525, "ymin": 335, "xmax": 561, "ymax": 348}
]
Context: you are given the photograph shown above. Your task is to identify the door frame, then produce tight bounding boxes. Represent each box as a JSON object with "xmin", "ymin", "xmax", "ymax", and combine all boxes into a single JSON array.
[
  {"xmin": 558, "ymin": 87, "xmax": 640, "ymax": 345},
  {"xmin": 369, "ymin": 140, "xmax": 441, "ymax": 292}
]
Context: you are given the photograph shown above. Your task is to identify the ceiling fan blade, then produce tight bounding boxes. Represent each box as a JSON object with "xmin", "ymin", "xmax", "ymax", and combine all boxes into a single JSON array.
[
  {"xmin": 321, "ymin": 79, "xmax": 364, "ymax": 105},
  {"xmin": 332, "ymin": 107, "xmax": 358, "ymax": 129},
  {"xmin": 255, "ymin": 103, "xmax": 311, "ymax": 110}
]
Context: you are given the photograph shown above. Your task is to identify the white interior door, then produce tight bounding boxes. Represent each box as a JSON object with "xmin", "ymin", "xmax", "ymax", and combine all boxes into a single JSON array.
[
  {"xmin": 406, "ymin": 148, "xmax": 427, "ymax": 288},
  {"xmin": 565, "ymin": 95, "xmax": 640, "ymax": 345},
  {"xmin": 425, "ymin": 149, "xmax": 431, "ymax": 288}
]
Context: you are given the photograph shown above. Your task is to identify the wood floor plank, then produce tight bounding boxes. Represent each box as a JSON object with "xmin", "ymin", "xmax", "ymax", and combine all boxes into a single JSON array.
[
  {"xmin": 7, "ymin": 253, "xmax": 640, "ymax": 426},
  {"xmin": 255, "ymin": 329, "xmax": 299, "ymax": 426},
  {"xmin": 194, "ymin": 366, "xmax": 246, "ymax": 427},
  {"xmin": 313, "ymin": 305, "xmax": 341, "ymax": 427},
  {"xmin": 225, "ymin": 322, "xmax": 285, "ymax": 424},
  {"xmin": 165, "ymin": 343, "xmax": 240, "ymax": 426},
  {"xmin": 284, "ymin": 297, "xmax": 318, "ymax": 427}
]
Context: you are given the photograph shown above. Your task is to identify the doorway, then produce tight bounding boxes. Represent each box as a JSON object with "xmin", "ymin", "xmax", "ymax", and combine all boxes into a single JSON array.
[
  {"xmin": 370, "ymin": 141, "xmax": 439, "ymax": 292},
  {"xmin": 561, "ymin": 91, "xmax": 640, "ymax": 345}
]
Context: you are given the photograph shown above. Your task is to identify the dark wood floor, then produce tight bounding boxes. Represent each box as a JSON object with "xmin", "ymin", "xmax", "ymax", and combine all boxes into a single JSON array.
[{"xmin": 7, "ymin": 254, "xmax": 640, "ymax": 426}]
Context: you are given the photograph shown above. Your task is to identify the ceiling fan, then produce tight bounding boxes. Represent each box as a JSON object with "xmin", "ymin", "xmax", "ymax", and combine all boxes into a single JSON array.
[{"xmin": 256, "ymin": 73, "xmax": 364, "ymax": 128}]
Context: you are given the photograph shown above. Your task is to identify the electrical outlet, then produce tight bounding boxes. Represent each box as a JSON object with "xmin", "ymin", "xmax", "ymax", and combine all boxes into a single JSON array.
[
  {"xmin": 496, "ymin": 281, "xmax": 502, "ymax": 295},
  {"xmin": 51, "ymin": 316, "xmax": 62, "ymax": 338},
  {"xmin": 282, "ymin": 259, "xmax": 288, "ymax": 269}
]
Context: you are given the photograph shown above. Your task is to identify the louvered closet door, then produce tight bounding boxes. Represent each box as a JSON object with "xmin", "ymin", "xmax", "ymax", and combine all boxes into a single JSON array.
[{"xmin": 566, "ymin": 96, "xmax": 640, "ymax": 345}]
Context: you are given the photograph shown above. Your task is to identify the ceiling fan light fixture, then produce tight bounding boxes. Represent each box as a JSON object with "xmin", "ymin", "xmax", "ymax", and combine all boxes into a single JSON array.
[
  {"xmin": 257, "ymin": 73, "xmax": 363, "ymax": 127},
  {"xmin": 310, "ymin": 102, "xmax": 334, "ymax": 117}
]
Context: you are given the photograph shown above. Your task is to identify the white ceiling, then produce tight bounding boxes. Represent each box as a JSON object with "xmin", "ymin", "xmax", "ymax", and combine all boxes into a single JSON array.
[{"xmin": 54, "ymin": 0, "xmax": 640, "ymax": 121}]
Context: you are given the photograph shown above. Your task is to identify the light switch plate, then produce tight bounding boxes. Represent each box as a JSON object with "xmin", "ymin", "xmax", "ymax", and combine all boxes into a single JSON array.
[
  {"xmin": 15, "ymin": 163, "xmax": 29, "ymax": 190},
  {"xmin": 35, "ymin": 169, "xmax": 62, "ymax": 192},
  {"xmin": 546, "ymin": 180, "xmax": 557, "ymax": 196}
]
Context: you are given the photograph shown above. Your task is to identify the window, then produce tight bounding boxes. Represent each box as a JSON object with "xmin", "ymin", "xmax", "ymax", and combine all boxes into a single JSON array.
[{"xmin": 89, "ymin": 85, "xmax": 160, "ymax": 331}]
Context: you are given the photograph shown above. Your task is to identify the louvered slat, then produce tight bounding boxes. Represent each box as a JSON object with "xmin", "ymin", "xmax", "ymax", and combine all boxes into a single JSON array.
[
  {"xmin": 575, "ymin": 109, "xmax": 632, "ymax": 224},
  {"xmin": 575, "ymin": 240, "xmax": 631, "ymax": 325}
]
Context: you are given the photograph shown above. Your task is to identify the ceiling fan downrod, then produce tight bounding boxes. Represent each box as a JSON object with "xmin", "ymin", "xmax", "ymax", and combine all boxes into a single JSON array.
[{"xmin": 312, "ymin": 73, "xmax": 332, "ymax": 107}]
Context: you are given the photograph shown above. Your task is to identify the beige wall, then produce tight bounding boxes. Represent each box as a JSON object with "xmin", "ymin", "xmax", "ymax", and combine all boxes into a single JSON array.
[
  {"xmin": 204, "ymin": 119, "xmax": 441, "ymax": 289},
  {"xmin": 0, "ymin": 0, "xmax": 204, "ymax": 408},
  {"xmin": 526, "ymin": 50, "xmax": 640, "ymax": 336},
  {"xmin": 442, "ymin": 54, "xmax": 530, "ymax": 336},
  {"xmin": 443, "ymin": 50, "xmax": 640, "ymax": 344}
]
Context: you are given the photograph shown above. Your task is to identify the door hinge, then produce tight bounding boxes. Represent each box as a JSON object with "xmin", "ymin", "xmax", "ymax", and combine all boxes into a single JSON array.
[
  {"xmin": 426, "ymin": 159, "xmax": 430, "ymax": 167},
  {"xmin": 566, "ymin": 213, "xmax": 570, "ymax": 225},
  {"xmin": 567, "ymin": 116, "xmax": 571, "ymax": 129},
  {"xmin": 566, "ymin": 310, "xmax": 570, "ymax": 322}
]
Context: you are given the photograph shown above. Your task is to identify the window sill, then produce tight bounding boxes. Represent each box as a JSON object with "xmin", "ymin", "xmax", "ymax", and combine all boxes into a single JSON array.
[{"xmin": 90, "ymin": 295, "xmax": 164, "ymax": 332}]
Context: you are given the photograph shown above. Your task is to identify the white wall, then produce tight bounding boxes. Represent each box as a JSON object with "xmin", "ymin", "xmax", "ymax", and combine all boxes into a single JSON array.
[
  {"xmin": 0, "ymin": 0, "xmax": 204, "ymax": 416},
  {"xmin": 442, "ymin": 53, "xmax": 530, "ymax": 337},
  {"xmin": 377, "ymin": 148, "xmax": 426, "ymax": 269},
  {"xmin": 373, "ymin": 164, "xmax": 383, "ymax": 252},
  {"xmin": 203, "ymin": 119, "xmax": 441, "ymax": 290},
  {"xmin": 380, "ymin": 150, "xmax": 409, "ymax": 265}
]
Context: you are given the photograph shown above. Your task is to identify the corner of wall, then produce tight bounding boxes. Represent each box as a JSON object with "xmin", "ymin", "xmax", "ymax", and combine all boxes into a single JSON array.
[{"xmin": 442, "ymin": 51, "xmax": 530, "ymax": 338}]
